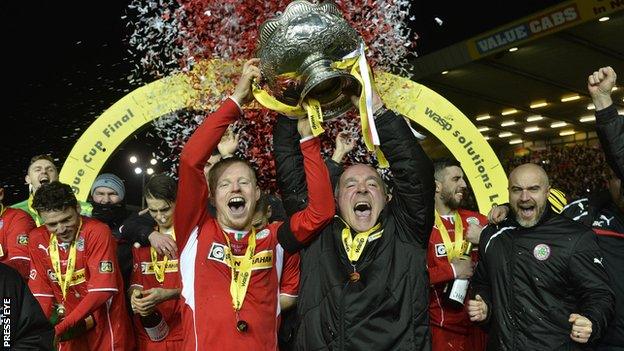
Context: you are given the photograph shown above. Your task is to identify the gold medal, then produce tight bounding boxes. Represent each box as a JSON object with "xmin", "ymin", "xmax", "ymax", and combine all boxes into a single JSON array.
[
  {"xmin": 57, "ymin": 304, "xmax": 66, "ymax": 317},
  {"xmin": 348, "ymin": 271, "xmax": 360, "ymax": 283}
]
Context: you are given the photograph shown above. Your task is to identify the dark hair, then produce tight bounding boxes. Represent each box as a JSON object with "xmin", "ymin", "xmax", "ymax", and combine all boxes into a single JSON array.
[
  {"xmin": 433, "ymin": 157, "xmax": 461, "ymax": 181},
  {"xmin": 32, "ymin": 181, "xmax": 77, "ymax": 213},
  {"xmin": 144, "ymin": 174, "xmax": 177, "ymax": 203},
  {"xmin": 208, "ymin": 157, "xmax": 257, "ymax": 196}
]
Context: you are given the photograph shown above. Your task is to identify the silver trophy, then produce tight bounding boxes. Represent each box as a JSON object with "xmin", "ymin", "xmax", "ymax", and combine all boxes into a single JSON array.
[{"xmin": 256, "ymin": 1, "xmax": 363, "ymax": 119}]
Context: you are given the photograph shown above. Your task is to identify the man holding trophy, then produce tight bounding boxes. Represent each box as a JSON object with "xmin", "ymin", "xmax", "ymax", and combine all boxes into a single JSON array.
[{"xmin": 263, "ymin": 3, "xmax": 435, "ymax": 350}]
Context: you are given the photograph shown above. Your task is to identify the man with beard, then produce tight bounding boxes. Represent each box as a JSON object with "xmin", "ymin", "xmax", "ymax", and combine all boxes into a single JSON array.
[
  {"xmin": 273, "ymin": 88, "xmax": 435, "ymax": 349},
  {"xmin": 428, "ymin": 158, "xmax": 487, "ymax": 351},
  {"xmin": 12, "ymin": 154, "xmax": 91, "ymax": 225},
  {"xmin": 468, "ymin": 163, "xmax": 614, "ymax": 350}
]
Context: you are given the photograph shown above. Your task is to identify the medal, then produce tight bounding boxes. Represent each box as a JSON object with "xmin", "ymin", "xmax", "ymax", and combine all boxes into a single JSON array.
[
  {"xmin": 57, "ymin": 304, "xmax": 66, "ymax": 317},
  {"xmin": 348, "ymin": 271, "xmax": 360, "ymax": 283},
  {"xmin": 236, "ymin": 320, "xmax": 249, "ymax": 332}
]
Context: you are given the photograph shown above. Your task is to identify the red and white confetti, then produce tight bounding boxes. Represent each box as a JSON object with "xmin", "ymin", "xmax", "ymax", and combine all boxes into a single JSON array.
[{"xmin": 124, "ymin": 0, "xmax": 417, "ymax": 191}]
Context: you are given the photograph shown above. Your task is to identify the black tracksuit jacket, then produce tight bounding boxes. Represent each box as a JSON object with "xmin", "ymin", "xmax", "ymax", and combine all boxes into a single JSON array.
[
  {"xmin": 273, "ymin": 110, "xmax": 435, "ymax": 350},
  {"xmin": 473, "ymin": 208, "xmax": 614, "ymax": 350}
]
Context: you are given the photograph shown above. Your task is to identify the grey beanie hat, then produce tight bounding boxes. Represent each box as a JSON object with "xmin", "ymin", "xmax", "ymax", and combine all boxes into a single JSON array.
[{"xmin": 90, "ymin": 173, "xmax": 125, "ymax": 201}]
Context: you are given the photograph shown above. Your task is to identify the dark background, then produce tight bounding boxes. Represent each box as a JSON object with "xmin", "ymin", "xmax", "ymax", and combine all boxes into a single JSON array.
[{"xmin": 1, "ymin": 0, "xmax": 566, "ymax": 206}]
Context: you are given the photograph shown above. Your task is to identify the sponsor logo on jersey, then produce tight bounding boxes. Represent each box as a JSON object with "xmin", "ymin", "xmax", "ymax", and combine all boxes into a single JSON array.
[
  {"xmin": 76, "ymin": 236, "xmax": 85, "ymax": 252},
  {"xmin": 29, "ymin": 269, "xmax": 37, "ymax": 280},
  {"xmin": 141, "ymin": 260, "xmax": 179, "ymax": 274},
  {"xmin": 208, "ymin": 241, "xmax": 274, "ymax": 270},
  {"xmin": 435, "ymin": 243, "xmax": 447, "ymax": 257},
  {"xmin": 533, "ymin": 244, "xmax": 551, "ymax": 261},
  {"xmin": 207, "ymin": 242, "xmax": 227, "ymax": 264},
  {"xmin": 99, "ymin": 261, "xmax": 114, "ymax": 273},
  {"xmin": 47, "ymin": 268, "xmax": 87, "ymax": 286},
  {"xmin": 17, "ymin": 234, "xmax": 28, "ymax": 245}
]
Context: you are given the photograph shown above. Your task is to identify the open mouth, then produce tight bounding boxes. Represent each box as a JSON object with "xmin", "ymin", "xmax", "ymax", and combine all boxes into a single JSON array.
[
  {"xmin": 228, "ymin": 197, "xmax": 246, "ymax": 215},
  {"xmin": 39, "ymin": 176, "xmax": 50, "ymax": 185},
  {"xmin": 518, "ymin": 204, "xmax": 535, "ymax": 218},
  {"xmin": 353, "ymin": 202, "xmax": 371, "ymax": 218}
]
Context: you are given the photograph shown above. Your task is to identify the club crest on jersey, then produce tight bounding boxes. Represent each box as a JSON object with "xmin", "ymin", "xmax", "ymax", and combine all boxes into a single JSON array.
[
  {"xmin": 17, "ymin": 234, "xmax": 28, "ymax": 245},
  {"xmin": 533, "ymin": 244, "xmax": 551, "ymax": 261},
  {"xmin": 99, "ymin": 261, "xmax": 114, "ymax": 273},
  {"xmin": 466, "ymin": 217, "xmax": 480, "ymax": 225},
  {"xmin": 208, "ymin": 242, "xmax": 227, "ymax": 264},
  {"xmin": 76, "ymin": 236, "xmax": 85, "ymax": 251},
  {"xmin": 435, "ymin": 243, "xmax": 447, "ymax": 257},
  {"xmin": 255, "ymin": 229, "xmax": 270, "ymax": 240}
]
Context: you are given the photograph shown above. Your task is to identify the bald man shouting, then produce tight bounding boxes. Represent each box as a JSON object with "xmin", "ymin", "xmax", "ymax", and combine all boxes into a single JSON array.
[{"xmin": 468, "ymin": 163, "xmax": 614, "ymax": 350}]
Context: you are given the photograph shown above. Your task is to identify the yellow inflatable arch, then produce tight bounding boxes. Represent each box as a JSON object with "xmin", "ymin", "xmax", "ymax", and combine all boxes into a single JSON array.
[{"xmin": 59, "ymin": 61, "xmax": 508, "ymax": 213}]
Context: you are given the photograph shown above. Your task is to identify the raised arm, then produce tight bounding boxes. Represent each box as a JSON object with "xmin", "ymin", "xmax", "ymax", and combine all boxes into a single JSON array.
[
  {"xmin": 589, "ymin": 67, "xmax": 624, "ymax": 180},
  {"xmin": 277, "ymin": 118, "xmax": 335, "ymax": 252},
  {"xmin": 175, "ymin": 59, "xmax": 260, "ymax": 250},
  {"xmin": 376, "ymin": 108, "xmax": 435, "ymax": 247}
]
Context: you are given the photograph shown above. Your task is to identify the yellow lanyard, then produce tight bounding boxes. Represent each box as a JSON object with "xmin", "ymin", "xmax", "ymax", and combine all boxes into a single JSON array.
[
  {"xmin": 49, "ymin": 219, "xmax": 83, "ymax": 300},
  {"xmin": 27, "ymin": 196, "xmax": 42, "ymax": 226},
  {"xmin": 340, "ymin": 219, "xmax": 383, "ymax": 263},
  {"xmin": 222, "ymin": 227, "xmax": 256, "ymax": 311},
  {"xmin": 434, "ymin": 210, "xmax": 464, "ymax": 262},
  {"xmin": 0, "ymin": 204, "xmax": 5, "ymax": 217},
  {"xmin": 150, "ymin": 228, "xmax": 176, "ymax": 283}
]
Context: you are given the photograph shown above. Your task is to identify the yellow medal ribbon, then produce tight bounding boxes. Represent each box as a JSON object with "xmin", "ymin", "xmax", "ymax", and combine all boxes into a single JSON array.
[
  {"xmin": 49, "ymin": 219, "xmax": 83, "ymax": 300},
  {"xmin": 340, "ymin": 219, "xmax": 383, "ymax": 263},
  {"xmin": 223, "ymin": 227, "xmax": 256, "ymax": 312},
  {"xmin": 27, "ymin": 195, "xmax": 42, "ymax": 226},
  {"xmin": 150, "ymin": 228, "xmax": 176, "ymax": 283},
  {"xmin": 434, "ymin": 211, "xmax": 464, "ymax": 262}
]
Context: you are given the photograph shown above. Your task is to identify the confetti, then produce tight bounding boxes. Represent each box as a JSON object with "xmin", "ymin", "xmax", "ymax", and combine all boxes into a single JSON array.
[{"xmin": 124, "ymin": 0, "xmax": 416, "ymax": 192}]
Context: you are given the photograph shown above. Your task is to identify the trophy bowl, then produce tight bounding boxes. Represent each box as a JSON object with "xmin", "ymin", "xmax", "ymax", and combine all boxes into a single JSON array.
[{"xmin": 257, "ymin": 1, "xmax": 363, "ymax": 119}]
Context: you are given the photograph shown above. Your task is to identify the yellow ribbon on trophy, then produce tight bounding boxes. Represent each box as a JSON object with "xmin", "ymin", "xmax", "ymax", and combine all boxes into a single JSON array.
[
  {"xmin": 251, "ymin": 42, "xmax": 388, "ymax": 167},
  {"xmin": 252, "ymin": 81, "xmax": 326, "ymax": 137}
]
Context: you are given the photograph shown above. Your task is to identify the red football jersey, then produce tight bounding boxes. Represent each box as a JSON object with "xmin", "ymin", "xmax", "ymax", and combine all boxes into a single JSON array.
[
  {"xmin": 427, "ymin": 208, "xmax": 486, "ymax": 334},
  {"xmin": 28, "ymin": 216, "xmax": 135, "ymax": 350},
  {"xmin": 0, "ymin": 207, "xmax": 34, "ymax": 278},
  {"xmin": 174, "ymin": 99, "xmax": 333, "ymax": 351},
  {"xmin": 130, "ymin": 245, "xmax": 184, "ymax": 349}
]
